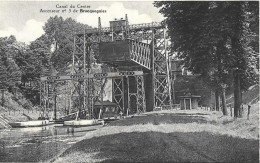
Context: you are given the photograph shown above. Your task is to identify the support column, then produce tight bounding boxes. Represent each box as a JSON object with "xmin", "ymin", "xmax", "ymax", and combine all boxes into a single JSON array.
[
  {"xmin": 127, "ymin": 76, "xmax": 130, "ymax": 116},
  {"xmin": 152, "ymin": 28, "xmax": 172, "ymax": 110},
  {"xmin": 112, "ymin": 77, "xmax": 124, "ymax": 114},
  {"xmin": 136, "ymin": 75, "xmax": 146, "ymax": 113},
  {"xmin": 144, "ymin": 72, "xmax": 154, "ymax": 112},
  {"xmin": 54, "ymin": 93, "xmax": 57, "ymax": 120},
  {"xmin": 190, "ymin": 98, "xmax": 192, "ymax": 110},
  {"xmin": 184, "ymin": 99, "xmax": 186, "ymax": 110}
]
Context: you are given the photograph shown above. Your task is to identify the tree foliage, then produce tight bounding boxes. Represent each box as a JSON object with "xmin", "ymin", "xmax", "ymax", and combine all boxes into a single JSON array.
[
  {"xmin": 0, "ymin": 36, "xmax": 22, "ymax": 89},
  {"xmin": 43, "ymin": 16, "xmax": 90, "ymax": 73},
  {"xmin": 0, "ymin": 16, "xmax": 92, "ymax": 105},
  {"xmin": 155, "ymin": 1, "xmax": 259, "ymax": 117}
]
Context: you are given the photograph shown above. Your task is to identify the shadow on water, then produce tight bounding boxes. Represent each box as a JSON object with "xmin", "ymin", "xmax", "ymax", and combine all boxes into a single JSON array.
[{"xmin": 0, "ymin": 124, "xmax": 101, "ymax": 162}]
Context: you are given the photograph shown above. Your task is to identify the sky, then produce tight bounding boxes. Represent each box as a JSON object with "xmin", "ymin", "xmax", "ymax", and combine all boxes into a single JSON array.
[{"xmin": 0, "ymin": 1, "xmax": 164, "ymax": 44}]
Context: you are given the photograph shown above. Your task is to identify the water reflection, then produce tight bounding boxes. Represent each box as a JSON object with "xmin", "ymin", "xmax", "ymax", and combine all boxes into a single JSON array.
[{"xmin": 0, "ymin": 124, "xmax": 103, "ymax": 162}]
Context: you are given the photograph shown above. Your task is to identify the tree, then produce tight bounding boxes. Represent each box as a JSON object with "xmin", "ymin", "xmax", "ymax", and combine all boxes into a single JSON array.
[
  {"xmin": 0, "ymin": 36, "xmax": 22, "ymax": 89},
  {"xmin": 219, "ymin": 2, "xmax": 258, "ymax": 117},
  {"xmin": 154, "ymin": 1, "xmax": 259, "ymax": 117},
  {"xmin": 43, "ymin": 16, "xmax": 90, "ymax": 73}
]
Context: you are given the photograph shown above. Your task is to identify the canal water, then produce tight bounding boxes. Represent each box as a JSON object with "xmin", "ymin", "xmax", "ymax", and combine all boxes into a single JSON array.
[{"xmin": 0, "ymin": 124, "xmax": 102, "ymax": 162}]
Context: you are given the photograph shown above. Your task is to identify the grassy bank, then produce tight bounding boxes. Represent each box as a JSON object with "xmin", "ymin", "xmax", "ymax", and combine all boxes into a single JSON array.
[
  {"xmin": 0, "ymin": 91, "xmax": 37, "ymax": 128},
  {"xmin": 0, "ymin": 91, "xmax": 65, "ymax": 128},
  {"xmin": 53, "ymin": 104, "xmax": 259, "ymax": 162}
]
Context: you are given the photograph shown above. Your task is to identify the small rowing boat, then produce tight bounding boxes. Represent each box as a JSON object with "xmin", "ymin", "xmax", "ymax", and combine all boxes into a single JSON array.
[
  {"xmin": 63, "ymin": 119, "xmax": 104, "ymax": 127},
  {"xmin": 9, "ymin": 120, "xmax": 51, "ymax": 128}
]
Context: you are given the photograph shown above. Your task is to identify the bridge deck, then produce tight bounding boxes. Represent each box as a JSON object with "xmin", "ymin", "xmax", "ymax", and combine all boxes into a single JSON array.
[{"xmin": 99, "ymin": 39, "xmax": 151, "ymax": 70}]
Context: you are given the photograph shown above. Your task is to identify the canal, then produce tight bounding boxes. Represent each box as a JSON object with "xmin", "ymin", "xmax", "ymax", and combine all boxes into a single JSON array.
[{"xmin": 0, "ymin": 124, "xmax": 102, "ymax": 162}]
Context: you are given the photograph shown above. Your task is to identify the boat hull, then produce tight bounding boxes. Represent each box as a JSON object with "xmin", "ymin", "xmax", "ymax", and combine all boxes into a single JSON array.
[
  {"xmin": 9, "ymin": 120, "xmax": 50, "ymax": 128},
  {"xmin": 63, "ymin": 119, "xmax": 104, "ymax": 127}
]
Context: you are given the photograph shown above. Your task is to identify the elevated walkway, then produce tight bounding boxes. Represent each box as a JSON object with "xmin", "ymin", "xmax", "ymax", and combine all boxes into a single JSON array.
[{"xmin": 99, "ymin": 39, "xmax": 151, "ymax": 70}]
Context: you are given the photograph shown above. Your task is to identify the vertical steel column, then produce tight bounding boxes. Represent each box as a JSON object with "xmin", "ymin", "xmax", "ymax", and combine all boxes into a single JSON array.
[
  {"xmin": 125, "ymin": 14, "xmax": 129, "ymax": 38},
  {"xmin": 136, "ymin": 75, "xmax": 146, "ymax": 113},
  {"xmin": 84, "ymin": 31, "xmax": 95, "ymax": 119},
  {"xmin": 127, "ymin": 76, "xmax": 137, "ymax": 115},
  {"xmin": 72, "ymin": 33, "xmax": 87, "ymax": 119},
  {"xmin": 40, "ymin": 81, "xmax": 51, "ymax": 117},
  {"xmin": 47, "ymin": 81, "xmax": 55, "ymax": 118},
  {"xmin": 127, "ymin": 76, "xmax": 130, "ymax": 116},
  {"xmin": 86, "ymin": 78, "xmax": 94, "ymax": 119},
  {"xmin": 82, "ymin": 30, "xmax": 86, "ymax": 119},
  {"xmin": 112, "ymin": 77, "xmax": 124, "ymax": 114},
  {"xmin": 40, "ymin": 81, "xmax": 47, "ymax": 110},
  {"xmin": 151, "ymin": 29, "xmax": 156, "ymax": 110},
  {"xmin": 152, "ymin": 28, "xmax": 172, "ymax": 109}
]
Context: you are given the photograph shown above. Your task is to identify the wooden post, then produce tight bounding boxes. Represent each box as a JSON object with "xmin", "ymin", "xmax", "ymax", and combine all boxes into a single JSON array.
[
  {"xmin": 98, "ymin": 107, "xmax": 102, "ymax": 119},
  {"xmin": 65, "ymin": 89, "xmax": 67, "ymax": 115},
  {"xmin": 183, "ymin": 99, "xmax": 186, "ymax": 110},
  {"xmin": 190, "ymin": 98, "xmax": 192, "ymax": 110},
  {"xmin": 54, "ymin": 93, "xmax": 57, "ymax": 120},
  {"xmin": 0, "ymin": 89, "xmax": 6, "ymax": 107},
  {"xmin": 69, "ymin": 89, "xmax": 72, "ymax": 114},
  {"xmin": 247, "ymin": 105, "xmax": 251, "ymax": 120},
  {"xmin": 100, "ymin": 79, "xmax": 104, "ymax": 119},
  {"xmin": 75, "ymin": 111, "xmax": 79, "ymax": 120}
]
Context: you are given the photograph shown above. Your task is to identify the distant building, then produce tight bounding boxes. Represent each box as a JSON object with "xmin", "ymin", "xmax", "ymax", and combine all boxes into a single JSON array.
[
  {"xmin": 170, "ymin": 59, "xmax": 213, "ymax": 107},
  {"xmin": 179, "ymin": 93, "xmax": 201, "ymax": 110},
  {"xmin": 170, "ymin": 59, "xmax": 194, "ymax": 79}
]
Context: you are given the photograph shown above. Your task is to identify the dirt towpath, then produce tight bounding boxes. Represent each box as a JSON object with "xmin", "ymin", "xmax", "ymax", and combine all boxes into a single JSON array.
[{"xmin": 54, "ymin": 110, "xmax": 259, "ymax": 163}]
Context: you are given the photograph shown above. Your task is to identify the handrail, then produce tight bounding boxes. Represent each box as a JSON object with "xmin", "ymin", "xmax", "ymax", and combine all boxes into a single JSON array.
[{"xmin": 85, "ymin": 22, "xmax": 163, "ymax": 34}]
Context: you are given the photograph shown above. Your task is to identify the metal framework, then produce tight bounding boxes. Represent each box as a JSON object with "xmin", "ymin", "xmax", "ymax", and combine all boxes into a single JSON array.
[
  {"xmin": 112, "ymin": 77, "xmax": 124, "ymax": 112},
  {"xmin": 153, "ymin": 29, "xmax": 172, "ymax": 109},
  {"xmin": 40, "ymin": 15, "xmax": 172, "ymax": 120},
  {"xmin": 136, "ymin": 75, "xmax": 146, "ymax": 113},
  {"xmin": 129, "ymin": 39, "xmax": 151, "ymax": 69},
  {"xmin": 71, "ymin": 33, "xmax": 91, "ymax": 119}
]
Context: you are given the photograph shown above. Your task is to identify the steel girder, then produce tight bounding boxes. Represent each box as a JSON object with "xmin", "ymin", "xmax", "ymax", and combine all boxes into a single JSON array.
[
  {"xmin": 129, "ymin": 39, "xmax": 151, "ymax": 69},
  {"xmin": 83, "ymin": 22, "xmax": 172, "ymax": 110},
  {"xmin": 71, "ymin": 33, "xmax": 93, "ymax": 119},
  {"xmin": 39, "ymin": 80, "xmax": 56, "ymax": 118},
  {"xmin": 112, "ymin": 77, "xmax": 124, "ymax": 113},
  {"xmin": 40, "ymin": 20, "xmax": 172, "ymax": 118},
  {"xmin": 75, "ymin": 22, "xmax": 172, "ymax": 111},
  {"xmin": 136, "ymin": 75, "xmax": 146, "ymax": 113},
  {"xmin": 113, "ymin": 75, "xmax": 146, "ymax": 116},
  {"xmin": 152, "ymin": 29, "xmax": 172, "ymax": 109}
]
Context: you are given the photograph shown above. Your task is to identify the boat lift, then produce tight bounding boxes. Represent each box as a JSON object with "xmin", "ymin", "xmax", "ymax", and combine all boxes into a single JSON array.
[{"xmin": 39, "ymin": 15, "xmax": 173, "ymax": 126}]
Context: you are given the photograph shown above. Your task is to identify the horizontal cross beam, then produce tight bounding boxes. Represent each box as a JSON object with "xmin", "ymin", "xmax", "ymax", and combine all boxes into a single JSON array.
[
  {"xmin": 84, "ymin": 22, "xmax": 163, "ymax": 34},
  {"xmin": 40, "ymin": 71, "xmax": 143, "ymax": 81}
]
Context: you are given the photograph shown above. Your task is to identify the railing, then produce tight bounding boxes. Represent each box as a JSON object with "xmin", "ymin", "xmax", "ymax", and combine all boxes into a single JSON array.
[
  {"xmin": 129, "ymin": 22, "xmax": 162, "ymax": 30},
  {"xmin": 85, "ymin": 22, "xmax": 163, "ymax": 34},
  {"xmin": 128, "ymin": 39, "xmax": 151, "ymax": 70}
]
